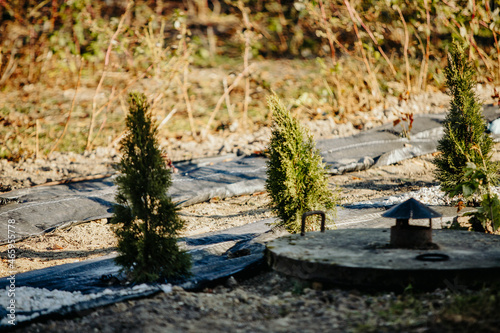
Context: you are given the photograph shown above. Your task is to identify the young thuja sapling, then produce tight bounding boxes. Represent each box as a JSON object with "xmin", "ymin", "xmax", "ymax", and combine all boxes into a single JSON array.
[
  {"xmin": 111, "ymin": 92, "xmax": 191, "ymax": 283},
  {"xmin": 265, "ymin": 94, "xmax": 338, "ymax": 234},
  {"xmin": 433, "ymin": 42, "xmax": 500, "ymax": 232}
]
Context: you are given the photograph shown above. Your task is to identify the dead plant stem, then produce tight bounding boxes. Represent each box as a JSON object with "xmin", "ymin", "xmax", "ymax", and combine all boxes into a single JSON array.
[
  {"xmin": 35, "ymin": 119, "xmax": 39, "ymax": 159},
  {"xmin": 468, "ymin": 35, "xmax": 493, "ymax": 71},
  {"xmin": 86, "ymin": 0, "xmax": 132, "ymax": 151},
  {"xmin": 49, "ymin": 57, "xmax": 84, "ymax": 156},
  {"xmin": 87, "ymin": 88, "xmax": 116, "ymax": 150},
  {"xmin": 319, "ymin": 0, "xmax": 336, "ymax": 66},
  {"xmin": 348, "ymin": 1, "xmax": 397, "ymax": 76},
  {"xmin": 239, "ymin": 1, "xmax": 251, "ymax": 131},
  {"xmin": 397, "ymin": 6, "xmax": 411, "ymax": 95},
  {"xmin": 276, "ymin": 0, "xmax": 289, "ymax": 53},
  {"xmin": 494, "ymin": 31, "xmax": 500, "ymax": 80},
  {"xmin": 423, "ymin": 0, "xmax": 430, "ymax": 90},
  {"xmin": 223, "ymin": 77, "xmax": 234, "ymax": 121},
  {"xmin": 204, "ymin": 64, "xmax": 256, "ymax": 136},
  {"xmin": 343, "ymin": 0, "xmax": 380, "ymax": 96},
  {"xmin": 484, "ymin": 0, "xmax": 500, "ymax": 80},
  {"xmin": 158, "ymin": 108, "xmax": 178, "ymax": 130},
  {"xmin": 0, "ymin": 48, "xmax": 18, "ymax": 87},
  {"xmin": 179, "ymin": 65, "xmax": 198, "ymax": 140}
]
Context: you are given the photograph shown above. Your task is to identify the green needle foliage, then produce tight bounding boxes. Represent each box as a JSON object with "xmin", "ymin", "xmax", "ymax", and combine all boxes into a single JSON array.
[
  {"xmin": 266, "ymin": 94, "xmax": 337, "ymax": 233},
  {"xmin": 434, "ymin": 41, "xmax": 496, "ymax": 199},
  {"xmin": 434, "ymin": 42, "xmax": 500, "ymax": 232},
  {"xmin": 111, "ymin": 92, "xmax": 190, "ymax": 283}
]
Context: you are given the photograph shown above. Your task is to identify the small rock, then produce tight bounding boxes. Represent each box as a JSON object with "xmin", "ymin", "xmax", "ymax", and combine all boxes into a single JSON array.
[
  {"xmin": 172, "ymin": 285, "xmax": 184, "ymax": 293},
  {"xmin": 233, "ymin": 289, "xmax": 249, "ymax": 303},
  {"xmin": 159, "ymin": 284, "xmax": 173, "ymax": 293},
  {"xmin": 226, "ymin": 276, "xmax": 238, "ymax": 288}
]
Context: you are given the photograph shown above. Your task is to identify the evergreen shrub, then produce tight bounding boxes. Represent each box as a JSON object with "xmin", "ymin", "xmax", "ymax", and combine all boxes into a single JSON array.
[
  {"xmin": 434, "ymin": 42, "xmax": 496, "ymax": 200},
  {"xmin": 111, "ymin": 92, "xmax": 190, "ymax": 283},
  {"xmin": 434, "ymin": 42, "xmax": 500, "ymax": 232},
  {"xmin": 266, "ymin": 94, "xmax": 337, "ymax": 233}
]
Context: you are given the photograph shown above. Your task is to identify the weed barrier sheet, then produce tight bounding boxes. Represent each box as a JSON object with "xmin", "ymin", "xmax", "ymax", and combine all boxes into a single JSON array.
[{"xmin": 2, "ymin": 106, "xmax": 500, "ymax": 244}]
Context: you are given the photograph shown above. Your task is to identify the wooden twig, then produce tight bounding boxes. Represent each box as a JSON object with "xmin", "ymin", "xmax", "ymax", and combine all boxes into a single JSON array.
[
  {"xmin": 32, "ymin": 173, "xmax": 115, "ymax": 188},
  {"xmin": 49, "ymin": 58, "xmax": 84, "ymax": 156}
]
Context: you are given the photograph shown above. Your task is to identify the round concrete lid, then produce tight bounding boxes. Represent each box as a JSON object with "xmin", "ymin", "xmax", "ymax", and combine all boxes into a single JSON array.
[{"xmin": 266, "ymin": 228, "xmax": 500, "ymax": 290}]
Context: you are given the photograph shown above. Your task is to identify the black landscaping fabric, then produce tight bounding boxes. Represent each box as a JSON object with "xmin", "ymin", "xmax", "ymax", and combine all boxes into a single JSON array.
[
  {"xmin": 0, "ymin": 112, "xmax": 450, "ymax": 245},
  {"xmin": 0, "ymin": 218, "xmax": 277, "ymax": 293},
  {"xmin": 2, "ymin": 107, "xmax": 500, "ymax": 244},
  {"xmin": 0, "ymin": 156, "xmax": 268, "ymax": 245},
  {"xmin": 0, "ymin": 106, "xmax": 499, "ymax": 328}
]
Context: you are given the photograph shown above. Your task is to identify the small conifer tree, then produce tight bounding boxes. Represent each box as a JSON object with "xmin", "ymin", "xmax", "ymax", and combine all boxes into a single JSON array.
[
  {"xmin": 434, "ymin": 41, "xmax": 496, "ymax": 199},
  {"xmin": 266, "ymin": 94, "xmax": 337, "ymax": 233},
  {"xmin": 111, "ymin": 92, "xmax": 190, "ymax": 283}
]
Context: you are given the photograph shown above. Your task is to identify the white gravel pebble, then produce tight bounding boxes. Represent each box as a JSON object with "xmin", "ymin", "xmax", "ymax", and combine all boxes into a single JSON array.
[
  {"xmin": 349, "ymin": 185, "xmax": 500, "ymax": 208},
  {"xmin": 0, "ymin": 283, "xmax": 172, "ymax": 325}
]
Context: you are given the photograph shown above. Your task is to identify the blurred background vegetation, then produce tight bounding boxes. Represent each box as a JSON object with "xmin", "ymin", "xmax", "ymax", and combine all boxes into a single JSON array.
[{"xmin": 1, "ymin": 0, "xmax": 499, "ymax": 160}]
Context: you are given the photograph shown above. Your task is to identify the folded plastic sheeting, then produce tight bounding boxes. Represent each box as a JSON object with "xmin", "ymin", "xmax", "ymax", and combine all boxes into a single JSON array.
[
  {"xmin": 317, "ymin": 114, "xmax": 445, "ymax": 174},
  {"xmin": 0, "ymin": 202, "xmax": 460, "ymax": 329},
  {"xmin": 0, "ymin": 207, "xmax": 395, "ymax": 328}
]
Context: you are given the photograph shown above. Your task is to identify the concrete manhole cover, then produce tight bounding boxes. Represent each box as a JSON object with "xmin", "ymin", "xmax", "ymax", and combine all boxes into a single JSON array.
[{"xmin": 266, "ymin": 228, "xmax": 500, "ymax": 290}]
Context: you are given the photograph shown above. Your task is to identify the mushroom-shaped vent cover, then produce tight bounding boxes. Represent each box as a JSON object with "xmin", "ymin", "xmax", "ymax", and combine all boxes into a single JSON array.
[{"xmin": 382, "ymin": 198, "xmax": 442, "ymax": 219}]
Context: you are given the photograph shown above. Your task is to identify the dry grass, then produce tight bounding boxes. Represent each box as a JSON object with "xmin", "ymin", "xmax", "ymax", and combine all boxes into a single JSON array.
[{"xmin": 1, "ymin": 0, "xmax": 499, "ymax": 161}]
